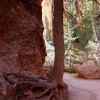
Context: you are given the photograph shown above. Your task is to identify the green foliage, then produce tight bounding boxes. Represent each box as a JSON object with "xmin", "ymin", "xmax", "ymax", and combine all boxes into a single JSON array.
[
  {"xmin": 64, "ymin": 1, "xmax": 80, "ymax": 72},
  {"xmin": 74, "ymin": 24, "xmax": 93, "ymax": 47},
  {"xmin": 85, "ymin": 40, "xmax": 100, "ymax": 67},
  {"xmin": 46, "ymin": 29, "xmax": 52, "ymax": 42},
  {"xmin": 64, "ymin": 66, "xmax": 76, "ymax": 73},
  {"xmin": 63, "ymin": 0, "xmax": 100, "ymax": 72},
  {"xmin": 74, "ymin": 0, "xmax": 94, "ymax": 47},
  {"xmin": 44, "ymin": 0, "xmax": 100, "ymax": 73},
  {"xmin": 64, "ymin": 0, "xmax": 99, "ymax": 48},
  {"xmin": 64, "ymin": 27, "xmax": 77, "ymax": 57}
]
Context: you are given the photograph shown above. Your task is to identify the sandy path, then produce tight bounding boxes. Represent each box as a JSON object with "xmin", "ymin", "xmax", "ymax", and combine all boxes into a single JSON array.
[{"xmin": 63, "ymin": 73, "xmax": 100, "ymax": 100}]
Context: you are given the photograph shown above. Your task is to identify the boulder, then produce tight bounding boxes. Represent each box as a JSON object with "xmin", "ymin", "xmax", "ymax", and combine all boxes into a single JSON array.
[{"xmin": 74, "ymin": 64, "xmax": 100, "ymax": 79}]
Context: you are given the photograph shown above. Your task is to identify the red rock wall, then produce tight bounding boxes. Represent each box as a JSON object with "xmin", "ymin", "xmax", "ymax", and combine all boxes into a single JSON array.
[{"xmin": 0, "ymin": 0, "xmax": 46, "ymax": 99}]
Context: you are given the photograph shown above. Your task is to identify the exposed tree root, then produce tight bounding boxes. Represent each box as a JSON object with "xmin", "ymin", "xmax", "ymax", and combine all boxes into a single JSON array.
[{"xmin": 4, "ymin": 72, "xmax": 68, "ymax": 100}]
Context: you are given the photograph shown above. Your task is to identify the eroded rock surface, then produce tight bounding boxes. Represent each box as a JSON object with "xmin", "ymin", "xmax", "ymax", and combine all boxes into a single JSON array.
[
  {"xmin": 0, "ymin": 0, "xmax": 46, "ymax": 99},
  {"xmin": 74, "ymin": 64, "xmax": 100, "ymax": 79}
]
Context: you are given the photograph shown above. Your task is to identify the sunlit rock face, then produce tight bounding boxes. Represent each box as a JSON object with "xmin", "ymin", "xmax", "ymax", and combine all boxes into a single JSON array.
[
  {"xmin": 42, "ymin": 0, "xmax": 52, "ymax": 39},
  {"xmin": 0, "ymin": 0, "xmax": 46, "ymax": 99},
  {"xmin": 74, "ymin": 64, "xmax": 100, "ymax": 79}
]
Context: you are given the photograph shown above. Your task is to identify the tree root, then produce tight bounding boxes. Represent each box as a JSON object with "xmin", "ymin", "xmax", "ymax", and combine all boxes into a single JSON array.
[{"xmin": 4, "ymin": 72, "xmax": 68, "ymax": 100}]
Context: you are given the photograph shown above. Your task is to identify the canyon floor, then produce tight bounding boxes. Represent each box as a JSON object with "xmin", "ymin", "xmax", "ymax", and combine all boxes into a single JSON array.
[{"xmin": 63, "ymin": 73, "xmax": 100, "ymax": 100}]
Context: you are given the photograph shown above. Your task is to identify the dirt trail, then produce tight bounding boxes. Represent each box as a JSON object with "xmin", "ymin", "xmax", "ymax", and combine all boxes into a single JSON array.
[{"xmin": 63, "ymin": 73, "xmax": 100, "ymax": 100}]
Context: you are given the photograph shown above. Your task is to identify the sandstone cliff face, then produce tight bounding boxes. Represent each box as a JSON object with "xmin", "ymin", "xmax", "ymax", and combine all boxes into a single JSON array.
[
  {"xmin": 42, "ymin": 0, "xmax": 53, "ymax": 40},
  {"xmin": 0, "ymin": 0, "xmax": 46, "ymax": 99}
]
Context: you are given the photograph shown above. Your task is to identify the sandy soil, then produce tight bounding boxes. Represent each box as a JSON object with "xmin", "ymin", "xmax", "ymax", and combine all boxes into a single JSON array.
[{"xmin": 63, "ymin": 73, "xmax": 100, "ymax": 100}]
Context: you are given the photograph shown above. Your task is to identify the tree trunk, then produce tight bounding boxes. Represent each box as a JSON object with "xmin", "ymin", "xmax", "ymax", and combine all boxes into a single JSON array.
[
  {"xmin": 50, "ymin": 0, "xmax": 64, "ymax": 84},
  {"xmin": 91, "ymin": 16, "xmax": 99, "ymax": 42}
]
